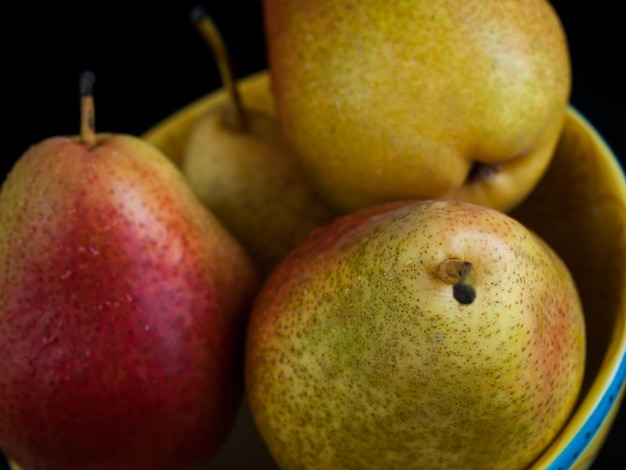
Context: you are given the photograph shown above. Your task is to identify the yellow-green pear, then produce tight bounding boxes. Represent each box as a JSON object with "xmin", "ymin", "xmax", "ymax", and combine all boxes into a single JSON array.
[
  {"xmin": 245, "ymin": 199, "xmax": 585, "ymax": 469},
  {"xmin": 183, "ymin": 8, "xmax": 334, "ymax": 276},
  {"xmin": 262, "ymin": 0, "xmax": 571, "ymax": 213}
]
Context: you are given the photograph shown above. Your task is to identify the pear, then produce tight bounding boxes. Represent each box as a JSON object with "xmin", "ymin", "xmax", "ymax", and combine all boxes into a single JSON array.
[
  {"xmin": 142, "ymin": 72, "xmax": 276, "ymax": 169},
  {"xmin": 182, "ymin": 8, "xmax": 334, "ymax": 277},
  {"xmin": 262, "ymin": 0, "xmax": 571, "ymax": 213},
  {"xmin": 0, "ymin": 72, "xmax": 258, "ymax": 470},
  {"xmin": 245, "ymin": 199, "xmax": 586, "ymax": 470}
]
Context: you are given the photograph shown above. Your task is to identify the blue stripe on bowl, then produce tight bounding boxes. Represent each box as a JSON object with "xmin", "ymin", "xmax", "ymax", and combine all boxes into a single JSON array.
[{"xmin": 547, "ymin": 350, "xmax": 626, "ymax": 470}]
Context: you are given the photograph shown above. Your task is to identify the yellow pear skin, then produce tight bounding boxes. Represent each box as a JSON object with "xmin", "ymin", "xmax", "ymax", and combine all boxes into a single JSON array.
[
  {"xmin": 263, "ymin": 0, "xmax": 571, "ymax": 213},
  {"xmin": 143, "ymin": 71, "xmax": 276, "ymax": 169},
  {"xmin": 245, "ymin": 199, "xmax": 585, "ymax": 470},
  {"xmin": 183, "ymin": 105, "xmax": 334, "ymax": 276},
  {"xmin": 183, "ymin": 9, "xmax": 334, "ymax": 276}
]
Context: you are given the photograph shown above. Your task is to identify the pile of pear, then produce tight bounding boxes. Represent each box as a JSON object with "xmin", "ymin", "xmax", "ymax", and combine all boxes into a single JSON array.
[{"xmin": 0, "ymin": 1, "xmax": 587, "ymax": 470}]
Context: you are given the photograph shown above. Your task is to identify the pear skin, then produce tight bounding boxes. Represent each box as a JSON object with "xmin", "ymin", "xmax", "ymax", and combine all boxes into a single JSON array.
[
  {"xmin": 0, "ymin": 74, "xmax": 258, "ymax": 470},
  {"xmin": 184, "ymin": 105, "xmax": 334, "ymax": 276},
  {"xmin": 263, "ymin": 0, "xmax": 571, "ymax": 213},
  {"xmin": 142, "ymin": 71, "xmax": 276, "ymax": 168},
  {"xmin": 182, "ymin": 9, "xmax": 334, "ymax": 276},
  {"xmin": 245, "ymin": 199, "xmax": 585, "ymax": 470}
]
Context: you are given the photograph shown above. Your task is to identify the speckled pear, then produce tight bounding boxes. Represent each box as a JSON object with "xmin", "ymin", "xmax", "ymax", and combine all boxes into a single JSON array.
[
  {"xmin": 263, "ymin": 0, "xmax": 571, "ymax": 213},
  {"xmin": 0, "ymin": 72, "xmax": 259, "ymax": 470},
  {"xmin": 245, "ymin": 199, "xmax": 585, "ymax": 469},
  {"xmin": 182, "ymin": 9, "xmax": 334, "ymax": 276}
]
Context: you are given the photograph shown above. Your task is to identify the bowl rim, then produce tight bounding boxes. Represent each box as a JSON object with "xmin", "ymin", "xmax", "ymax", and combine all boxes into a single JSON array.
[{"xmin": 537, "ymin": 107, "xmax": 626, "ymax": 469}]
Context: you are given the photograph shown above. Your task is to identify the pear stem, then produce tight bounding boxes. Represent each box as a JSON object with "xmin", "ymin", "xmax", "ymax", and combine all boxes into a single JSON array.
[
  {"xmin": 79, "ymin": 71, "xmax": 97, "ymax": 148},
  {"xmin": 190, "ymin": 6, "xmax": 247, "ymax": 130},
  {"xmin": 438, "ymin": 259, "xmax": 476, "ymax": 305}
]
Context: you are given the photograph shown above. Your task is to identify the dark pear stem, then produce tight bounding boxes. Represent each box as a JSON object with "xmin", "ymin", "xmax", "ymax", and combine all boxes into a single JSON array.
[
  {"xmin": 79, "ymin": 71, "xmax": 97, "ymax": 148},
  {"xmin": 467, "ymin": 162, "xmax": 502, "ymax": 184},
  {"xmin": 438, "ymin": 259, "xmax": 476, "ymax": 305},
  {"xmin": 190, "ymin": 6, "xmax": 247, "ymax": 130}
]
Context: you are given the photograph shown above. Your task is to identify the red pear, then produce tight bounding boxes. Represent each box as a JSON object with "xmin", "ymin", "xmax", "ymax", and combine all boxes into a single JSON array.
[{"xmin": 0, "ymin": 72, "xmax": 259, "ymax": 469}]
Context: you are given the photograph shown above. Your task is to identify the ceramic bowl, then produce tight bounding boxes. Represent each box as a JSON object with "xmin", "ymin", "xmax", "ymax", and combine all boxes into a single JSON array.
[
  {"xmin": 142, "ymin": 72, "xmax": 626, "ymax": 470},
  {"xmin": 510, "ymin": 106, "xmax": 626, "ymax": 469},
  {"xmin": 12, "ymin": 73, "xmax": 620, "ymax": 470}
]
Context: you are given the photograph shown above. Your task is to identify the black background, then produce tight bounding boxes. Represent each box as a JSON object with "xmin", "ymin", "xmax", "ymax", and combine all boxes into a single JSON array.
[{"xmin": 1, "ymin": 1, "xmax": 624, "ymax": 468}]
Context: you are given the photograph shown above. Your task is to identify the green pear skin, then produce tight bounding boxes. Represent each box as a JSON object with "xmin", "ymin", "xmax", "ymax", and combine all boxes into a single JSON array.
[
  {"xmin": 263, "ymin": 0, "xmax": 571, "ymax": 213},
  {"xmin": 0, "ymin": 134, "xmax": 258, "ymax": 470},
  {"xmin": 245, "ymin": 199, "xmax": 585, "ymax": 470}
]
